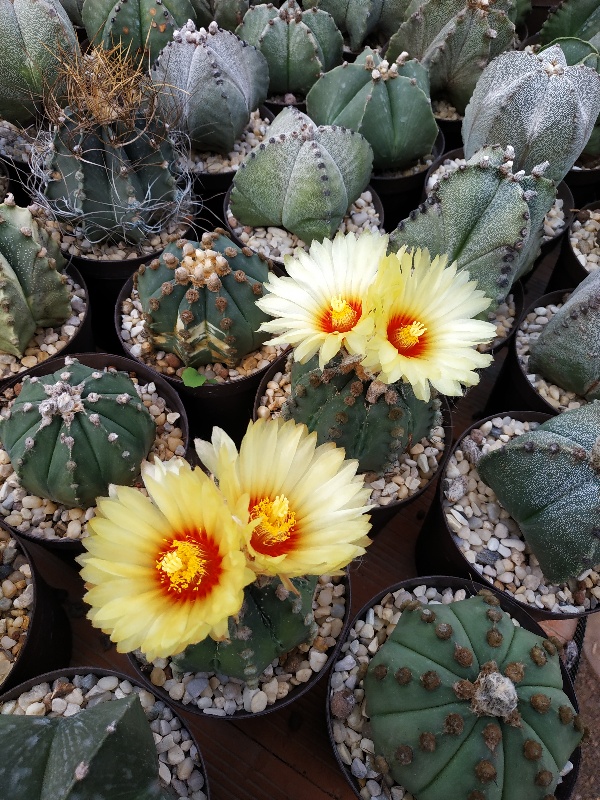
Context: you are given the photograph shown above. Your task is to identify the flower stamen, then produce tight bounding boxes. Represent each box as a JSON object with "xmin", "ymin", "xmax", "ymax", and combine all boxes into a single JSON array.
[
  {"xmin": 389, "ymin": 319, "xmax": 427, "ymax": 355},
  {"xmin": 321, "ymin": 296, "xmax": 361, "ymax": 334},
  {"xmin": 156, "ymin": 537, "xmax": 219, "ymax": 598},
  {"xmin": 250, "ymin": 494, "xmax": 297, "ymax": 556}
]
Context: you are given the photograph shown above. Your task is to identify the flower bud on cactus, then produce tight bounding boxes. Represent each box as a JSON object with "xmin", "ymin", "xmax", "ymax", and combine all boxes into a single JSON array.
[
  {"xmin": 477, "ymin": 402, "xmax": 600, "ymax": 583},
  {"xmin": 229, "ymin": 106, "xmax": 373, "ymax": 243},
  {"xmin": 151, "ymin": 20, "xmax": 268, "ymax": 154},
  {"xmin": 364, "ymin": 593, "xmax": 583, "ymax": 800},
  {"xmin": 303, "ymin": 0, "xmax": 413, "ymax": 51},
  {"xmin": 0, "ymin": 357, "xmax": 156, "ymax": 508}
]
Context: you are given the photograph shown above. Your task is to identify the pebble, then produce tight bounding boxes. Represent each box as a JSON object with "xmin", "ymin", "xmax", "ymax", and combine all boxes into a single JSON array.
[
  {"xmin": 0, "ymin": 530, "xmax": 32, "ymax": 687},
  {"xmin": 569, "ymin": 209, "xmax": 600, "ymax": 273},
  {"xmin": 182, "ymin": 110, "xmax": 272, "ymax": 175}
]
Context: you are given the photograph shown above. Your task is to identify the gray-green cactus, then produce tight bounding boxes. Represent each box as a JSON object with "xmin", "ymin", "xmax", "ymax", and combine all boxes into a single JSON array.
[
  {"xmin": 135, "ymin": 230, "xmax": 271, "ymax": 368},
  {"xmin": 386, "ymin": 0, "xmax": 516, "ymax": 115},
  {"xmin": 302, "ymin": 0, "xmax": 413, "ymax": 51},
  {"xmin": 540, "ymin": 0, "xmax": 600, "ymax": 50},
  {"xmin": 0, "ymin": 196, "xmax": 71, "ymax": 357},
  {"xmin": 173, "ymin": 575, "xmax": 318, "ymax": 686},
  {"xmin": 229, "ymin": 106, "xmax": 373, "ymax": 243},
  {"xmin": 235, "ymin": 0, "xmax": 343, "ymax": 97},
  {"xmin": 151, "ymin": 20, "xmax": 268, "ymax": 154},
  {"xmin": 477, "ymin": 402, "xmax": 600, "ymax": 583},
  {"xmin": 0, "ymin": 357, "xmax": 156, "ymax": 508},
  {"xmin": 389, "ymin": 146, "xmax": 556, "ymax": 310},
  {"xmin": 462, "ymin": 44, "xmax": 600, "ymax": 183},
  {"xmin": 363, "ymin": 592, "xmax": 584, "ymax": 800},
  {"xmin": 192, "ymin": 0, "xmax": 256, "ymax": 30},
  {"xmin": 56, "ymin": 0, "xmax": 84, "ymax": 26},
  {"xmin": 306, "ymin": 48, "xmax": 438, "ymax": 170}
]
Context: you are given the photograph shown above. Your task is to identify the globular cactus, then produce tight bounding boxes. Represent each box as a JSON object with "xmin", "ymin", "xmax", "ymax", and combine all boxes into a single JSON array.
[
  {"xmin": 134, "ymin": 230, "xmax": 271, "ymax": 368},
  {"xmin": 56, "ymin": 0, "xmax": 84, "ymax": 27},
  {"xmin": 0, "ymin": 196, "xmax": 71, "ymax": 357},
  {"xmin": 229, "ymin": 106, "xmax": 373, "ymax": 243},
  {"xmin": 540, "ymin": 0, "xmax": 600, "ymax": 50},
  {"xmin": 477, "ymin": 402, "xmax": 600, "ymax": 583},
  {"xmin": 235, "ymin": 0, "xmax": 343, "ymax": 97},
  {"xmin": 0, "ymin": 357, "xmax": 156, "ymax": 508},
  {"xmin": 363, "ymin": 592, "xmax": 584, "ymax": 800},
  {"xmin": 281, "ymin": 353, "xmax": 442, "ymax": 473},
  {"xmin": 462, "ymin": 44, "xmax": 600, "ymax": 184},
  {"xmin": 386, "ymin": 0, "xmax": 516, "ymax": 115},
  {"xmin": 151, "ymin": 20, "xmax": 268, "ymax": 154},
  {"xmin": 389, "ymin": 146, "xmax": 556, "ymax": 310},
  {"xmin": 193, "ymin": 0, "xmax": 255, "ymax": 31},
  {"xmin": 306, "ymin": 48, "xmax": 438, "ymax": 171},
  {"xmin": 0, "ymin": 694, "xmax": 175, "ymax": 800},
  {"xmin": 302, "ymin": 0, "xmax": 413, "ymax": 51},
  {"xmin": 173, "ymin": 575, "xmax": 318, "ymax": 686}
]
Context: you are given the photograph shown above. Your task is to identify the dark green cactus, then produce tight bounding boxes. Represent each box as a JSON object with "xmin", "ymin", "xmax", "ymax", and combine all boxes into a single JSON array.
[
  {"xmin": 173, "ymin": 575, "xmax": 318, "ymax": 686},
  {"xmin": 192, "ymin": 0, "xmax": 257, "ymax": 30},
  {"xmin": 0, "ymin": 694, "xmax": 175, "ymax": 800},
  {"xmin": 302, "ymin": 0, "xmax": 413, "ymax": 51},
  {"xmin": 151, "ymin": 20, "xmax": 269, "ymax": 154},
  {"xmin": 477, "ymin": 402, "xmax": 600, "ymax": 583},
  {"xmin": 540, "ymin": 0, "xmax": 600, "ymax": 50},
  {"xmin": 0, "ymin": 357, "xmax": 156, "ymax": 508},
  {"xmin": 0, "ymin": 196, "xmax": 71, "ymax": 356},
  {"xmin": 56, "ymin": 0, "xmax": 84, "ymax": 26},
  {"xmin": 363, "ymin": 592, "xmax": 584, "ymax": 800},
  {"xmin": 306, "ymin": 48, "xmax": 438, "ymax": 170},
  {"xmin": 235, "ymin": 0, "xmax": 343, "ymax": 97},
  {"xmin": 281, "ymin": 353, "xmax": 441, "ymax": 473},
  {"xmin": 229, "ymin": 106, "xmax": 373, "ymax": 243}
]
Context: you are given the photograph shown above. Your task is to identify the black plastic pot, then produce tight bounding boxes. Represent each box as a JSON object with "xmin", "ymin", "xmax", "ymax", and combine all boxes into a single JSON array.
[
  {"xmin": 435, "ymin": 115, "xmax": 462, "ymax": 152},
  {"xmin": 566, "ymin": 159, "xmax": 600, "ymax": 208},
  {"xmin": 262, "ymin": 98, "xmax": 306, "ymax": 117},
  {"xmin": 0, "ymin": 156, "xmax": 31, "ymax": 208}
]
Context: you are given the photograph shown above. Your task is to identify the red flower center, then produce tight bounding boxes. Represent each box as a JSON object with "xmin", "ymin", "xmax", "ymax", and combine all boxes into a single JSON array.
[
  {"xmin": 387, "ymin": 314, "xmax": 428, "ymax": 357},
  {"xmin": 319, "ymin": 296, "xmax": 362, "ymax": 334},
  {"xmin": 249, "ymin": 495, "xmax": 297, "ymax": 558},
  {"xmin": 156, "ymin": 532, "xmax": 223, "ymax": 602}
]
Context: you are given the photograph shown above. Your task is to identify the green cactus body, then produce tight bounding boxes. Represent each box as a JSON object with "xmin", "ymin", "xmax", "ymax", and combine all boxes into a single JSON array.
[
  {"xmin": 0, "ymin": 694, "xmax": 175, "ymax": 800},
  {"xmin": 281, "ymin": 354, "xmax": 441, "ymax": 473},
  {"xmin": 229, "ymin": 106, "xmax": 373, "ymax": 243},
  {"xmin": 306, "ymin": 48, "xmax": 437, "ymax": 170},
  {"xmin": 386, "ymin": 0, "xmax": 516, "ymax": 115},
  {"xmin": 151, "ymin": 21, "xmax": 268, "ymax": 154},
  {"xmin": 0, "ymin": 197, "xmax": 71, "ymax": 356},
  {"xmin": 363, "ymin": 593, "xmax": 583, "ymax": 800},
  {"xmin": 0, "ymin": 358, "xmax": 156, "ymax": 508},
  {"xmin": 235, "ymin": 0, "xmax": 343, "ymax": 97},
  {"xmin": 135, "ymin": 231, "xmax": 271, "ymax": 368},
  {"xmin": 173, "ymin": 575, "xmax": 318, "ymax": 686},
  {"xmin": 540, "ymin": 0, "xmax": 600, "ymax": 50},
  {"xmin": 462, "ymin": 44, "xmax": 600, "ymax": 184},
  {"xmin": 0, "ymin": 0, "xmax": 79, "ymax": 125},
  {"xmin": 303, "ymin": 0, "xmax": 413, "ymax": 51},
  {"xmin": 477, "ymin": 403, "xmax": 600, "ymax": 583},
  {"xmin": 57, "ymin": 0, "xmax": 84, "ymax": 26},
  {"xmin": 389, "ymin": 146, "xmax": 556, "ymax": 310},
  {"xmin": 193, "ymin": 0, "xmax": 258, "ymax": 30}
]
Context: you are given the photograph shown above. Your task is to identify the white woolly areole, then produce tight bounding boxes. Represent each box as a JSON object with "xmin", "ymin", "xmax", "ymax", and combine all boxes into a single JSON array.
[{"xmin": 473, "ymin": 671, "xmax": 518, "ymax": 717}]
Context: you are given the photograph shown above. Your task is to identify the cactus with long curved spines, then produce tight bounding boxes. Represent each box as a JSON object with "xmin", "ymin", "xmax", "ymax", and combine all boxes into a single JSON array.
[
  {"xmin": 385, "ymin": 0, "xmax": 516, "ymax": 115},
  {"xmin": 173, "ymin": 575, "xmax": 318, "ymax": 686},
  {"xmin": 0, "ymin": 196, "xmax": 71, "ymax": 356},
  {"xmin": 135, "ymin": 230, "xmax": 271, "ymax": 368},
  {"xmin": 151, "ymin": 20, "xmax": 268, "ymax": 154},
  {"xmin": 229, "ymin": 106, "xmax": 373, "ymax": 243},
  {"xmin": 540, "ymin": 0, "xmax": 600, "ymax": 49},
  {"xmin": 302, "ymin": 0, "xmax": 413, "ymax": 51},
  {"xmin": 306, "ymin": 48, "xmax": 438, "ymax": 170},
  {"xmin": 0, "ymin": 357, "xmax": 156, "ymax": 508},
  {"xmin": 281, "ymin": 353, "xmax": 442, "ymax": 473},
  {"xmin": 477, "ymin": 402, "xmax": 600, "ymax": 583},
  {"xmin": 363, "ymin": 592, "xmax": 584, "ymax": 800},
  {"xmin": 389, "ymin": 146, "xmax": 556, "ymax": 310},
  {"xmin": 235, "ymin": 0, "xmax": 343, "ymax": 97},
  {"xmin": 462, "ymin": 44, "xmax": 600, "ymax": 183}
]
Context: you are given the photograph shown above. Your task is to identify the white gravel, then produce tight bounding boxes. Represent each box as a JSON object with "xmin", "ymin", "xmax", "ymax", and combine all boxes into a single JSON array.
[
  {"xmin": 570, "ymin": 209, "xmax": 600, "ymax": 273},
  {"xmin": 0, "ymin": 530, "xmax": 33, "ymax": 688}
]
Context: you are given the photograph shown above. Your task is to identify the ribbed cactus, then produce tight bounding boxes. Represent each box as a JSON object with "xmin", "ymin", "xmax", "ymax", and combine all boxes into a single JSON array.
[
  {"xmin": 173, "ymin": 575, "xmax": 318, "ymax": 686},
  {"xmin": 0, "ymin": 196, "xmax": 71, "ymax": 357},
  {"xmin": 363, "ymin": 592, "xmax": 584, "ymax": 800},
  {"xmin": 477, "ymin": 402, "xmax": 600, "ymax": 583},
  {"xmin": 386, "ymin": 0, "xmax": 516, "ymax": 115},
  {"xmin": 462, "ymin": 44, "xmax": 600, "ymax": 183},
  {"xmin": 540, "ymin": 0, "xmax": 600, "ymax": 49},
  {"xmin": 0, "ymin": 0, "xmax": 79, "ymax": 124},
  {"xmin": 135, "ymin": 230, "xmax": 271, "ymax": 368},
  {"xmin": 151, "ymin": 20, "xmax": 268, "ymax": 154},
  {"xmin": 306, "ymin": 48, "xmax": 438, "ymax": 170},
  {"xmin": 235, "ymin": 0, "xmax": 343, "ymax": 97},
  {"xmin": 56, "ymin": 0, "xmax": 84, "ymax": 26},
  {"xmin": 0, "ymin": 694, "xmax": 175, "ymax": 800},
  {"xmin": 281, "ymin": 353, "xmax": 441, "ymax": 473},
  {"xmin": 193, "ymin": 0, "xmax": 256, "ymax": 30},
  {"xmin": 302, "ymin": 0, "xmax": 413, "ymax": 51},
  {"xmin": 389, "ymin": 146, "xmax": 556, "ymax": 310},
  {"xmin": 229, "ymin": 106, "xmax": 373, "ymax": 243},
  {"xmin": 0, "ymin": 357, "xmax": 156, "ymax": 508}
]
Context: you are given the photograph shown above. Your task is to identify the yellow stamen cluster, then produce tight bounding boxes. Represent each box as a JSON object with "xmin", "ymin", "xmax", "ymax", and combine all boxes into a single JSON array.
[
  {"xmin": 393, "ymin": 320, "xmax": 427, "ymax": 352},
  {"xmin": 330, "ymin": 296, "xmax": 359, "ymax": 330},
  {"xmin": 157, "ymin": 539, "xmax": 207, "ymax": 593},
  {"xmin": 251, "ymin": 495, "xmax": 296, "ymax": 544}
]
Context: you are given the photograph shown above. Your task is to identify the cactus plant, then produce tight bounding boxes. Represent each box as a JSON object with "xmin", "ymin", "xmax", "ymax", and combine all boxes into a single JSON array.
[
  {"xmin": 134, "ymin": 230, "xmax": 271, "ymax": 368},
  {"xmin": 151, "ymin": 20, "xmax": 269, "ymax": 154},
  {"xmin": 56, "ymin": 0, "xmax": 84, "ymax": 26},
  {"xmin": 540, "ymin": 0, "xmax": 600, "ymax": 50},
  {"xmin": 462, "ymin": 44, "xmax": 600, "ymax": 183},
  {"xmin": 229, "ymin": 106, "xmax": 373, "ymax": 243},
  {"xmin": 302, "ymin": 0, "xmax": 413, "ymax": 51},
  {"xmin": 0, "ymin": 196, "xmax": 71, "ymax": 357},
  {"xmin": 477, "ymin": 402, "xmax": 600, "ymax": 583},
  {"xmin": 0, "ymin": 357, "xmax": 156, "ymax": 508},
  {"xmin": 363, "ymin": 592, "xmax": 584, "ymax": 800},
  {"xmin": 235, "ymin": 0, "xmax": 343, "ymax": 97},
  {"xmin": 192, "ymin": 0, "xmax": 254, "ymax": 30},
  {"xmin": 306, "ymin": 48, "xmax": 438, "ymax": 171}
]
